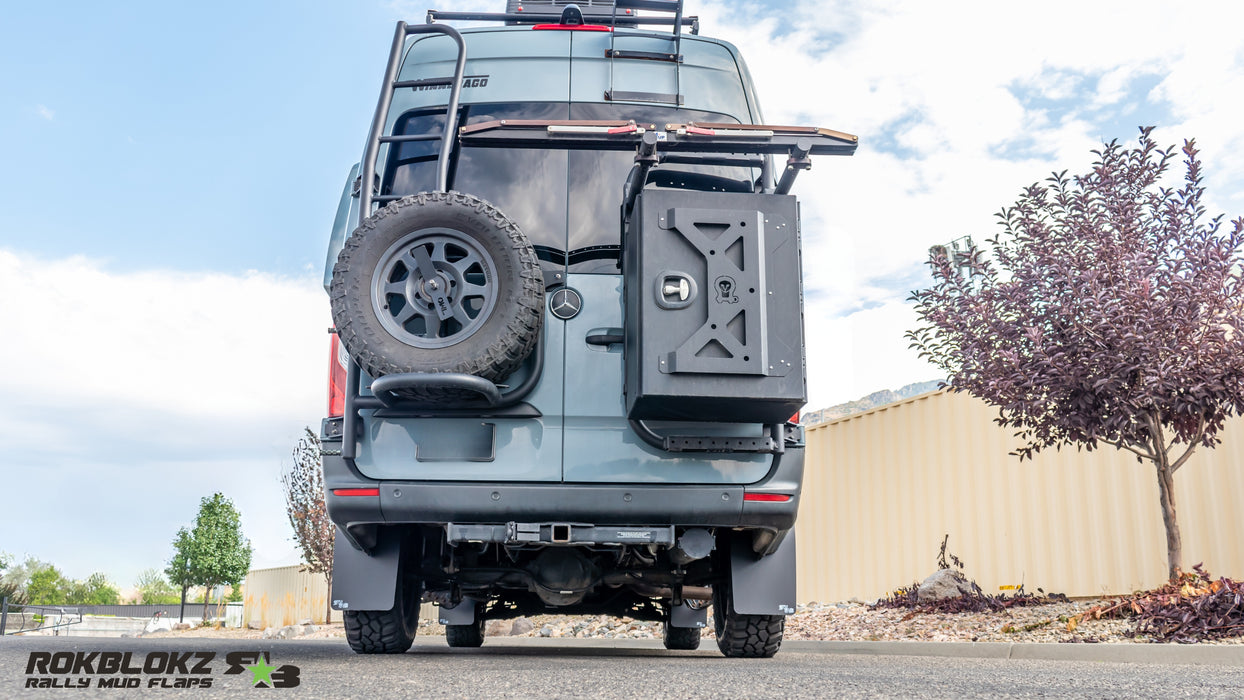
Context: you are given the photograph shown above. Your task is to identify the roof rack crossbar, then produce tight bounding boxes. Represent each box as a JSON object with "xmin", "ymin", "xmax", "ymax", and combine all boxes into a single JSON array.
[{"xmin": 425, "ymin": 10, "xmax": 697, "ymax": 28}]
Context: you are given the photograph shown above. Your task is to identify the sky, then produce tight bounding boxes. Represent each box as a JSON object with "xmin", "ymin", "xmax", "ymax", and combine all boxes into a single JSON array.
[{"xmin": 3, "ymin": 0, "xmax": 1244, "ymax": 591}]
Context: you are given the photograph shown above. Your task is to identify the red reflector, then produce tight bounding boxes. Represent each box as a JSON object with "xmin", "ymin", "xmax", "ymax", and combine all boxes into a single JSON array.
[
  {"xmin": 332, "ymin": 488, "xmax": 380, "ymax": 497},
  {"xmin": 743, "ymin": 493, "xmax": 792, "ymax": 503},
  {"xmin": 328, "ymin": 333, "xmax": 348, "ymax": 418},
  {"xmin": 532, "ymin": 23, "xmax": 612, "ymax": 31},
  {"xmin": 789, "ymin": 411, "xmax": 800, "ymax": 424}
]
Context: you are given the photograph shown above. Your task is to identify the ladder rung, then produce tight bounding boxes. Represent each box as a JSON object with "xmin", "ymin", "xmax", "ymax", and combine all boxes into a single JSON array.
[
  {"xmin": 605, "ymin": 90, "xmax": 683, "ymax": 105},
  {"xmin": 374, "ymin": 195, "xmax": 403, "ymax": 203},
  {"xmin": 605, "ymin": 49, "xmax": 682, "ymax": 63},
  {"xmin": 379, "ymin": 134, "xmax": 443, "ymax": 143},
  {"xmin": 393, "ymin": 77, "xmax": 455, "ymax": 89},
  {"xmin": 616, "ymin": 0, "xmax": 682, "ymax": 12}
]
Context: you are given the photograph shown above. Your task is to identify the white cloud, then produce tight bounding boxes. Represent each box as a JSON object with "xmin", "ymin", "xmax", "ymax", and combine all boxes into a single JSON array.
[
  {"xmin": 686, "ymin": 0, "xmax": 1244, "ymax": 405},
  {"xmin": 0, "ymin": 249, "xmax": 330, "ymax": 585},
  {"xmin": 36, "ymin": 104, "xmax": 54, "ymax": 120}
]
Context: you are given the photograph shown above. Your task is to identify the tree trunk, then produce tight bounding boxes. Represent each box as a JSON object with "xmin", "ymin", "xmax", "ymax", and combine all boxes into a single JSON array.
[
  {"xmin": 179, "ymin": 586, "xmax": 187, "ymax": 623},
  {"xmin": 324, "ymin": 572, "xmax": 333, "ymax": 625},
  {"xmin": 1154, "ymin": 460, "xmax": 1183, "ymax": 581},
  {"xmin": 202, "ymin": 586, "xmax": 211, "ymax": 624}
]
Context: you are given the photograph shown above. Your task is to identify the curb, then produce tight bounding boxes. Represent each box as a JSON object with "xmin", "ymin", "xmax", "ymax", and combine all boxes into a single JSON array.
[
  {"xmin": 780, "ymin": 640, "xmax": 1244, "ymax": 666},
  {"xmin": 462, "ymin": 638, "xmax": 1244, "ymax": 666}
]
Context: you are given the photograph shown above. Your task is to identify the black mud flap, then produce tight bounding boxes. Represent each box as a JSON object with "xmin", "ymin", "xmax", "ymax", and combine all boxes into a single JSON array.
[
  {"xmin": 437, "ymin": 599, "xmax": 478, "ymax": 626},
  {"xmin": 730, "ymin": 531, "xmax": 797, "ymax": 615},
  {"xmin": 330, "ymin": 527, "xmax": 401, "ymax": 612},
  {"xmin": 670, "ymin": 601, "xmax": 709, "ymax": 628}
]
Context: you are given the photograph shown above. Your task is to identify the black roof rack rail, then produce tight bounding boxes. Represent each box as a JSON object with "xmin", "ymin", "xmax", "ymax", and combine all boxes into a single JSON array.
[{"xmin": 425, "ymin": 9, "xmax": 699, "ymax": 34}]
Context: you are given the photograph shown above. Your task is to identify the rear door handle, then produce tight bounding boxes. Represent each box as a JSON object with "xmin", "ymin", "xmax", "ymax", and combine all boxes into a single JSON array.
[{"xmin": 586, "ymin": 329, "xmax": 624, "ymax": 346}]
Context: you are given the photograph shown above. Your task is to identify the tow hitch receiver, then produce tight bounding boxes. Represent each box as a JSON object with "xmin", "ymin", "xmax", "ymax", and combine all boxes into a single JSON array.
[{"xmin": 447, "ymin": 522, "xmax": 677, "ymax": 546}]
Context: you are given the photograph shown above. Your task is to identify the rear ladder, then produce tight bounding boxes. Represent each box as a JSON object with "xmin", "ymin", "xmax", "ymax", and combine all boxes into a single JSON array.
[
  {"xmin": 606, "ymin": 0, "xmax": 689, "ymax": 105},
  {"xmin": 359, "ymin": 21, "xmax": 467, "ymax": 218}
]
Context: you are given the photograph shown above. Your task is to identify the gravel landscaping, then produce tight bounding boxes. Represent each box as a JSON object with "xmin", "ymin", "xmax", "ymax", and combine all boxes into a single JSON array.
[{"xmin": 154, "ymin": 598, "xmax": 1242, "ymax": 645}]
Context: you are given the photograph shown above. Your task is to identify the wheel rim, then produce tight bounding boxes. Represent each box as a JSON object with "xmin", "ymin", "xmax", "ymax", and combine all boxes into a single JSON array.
[{"xmin": 371, "ymin": 228, "xmax": 500, "ymax": 349}]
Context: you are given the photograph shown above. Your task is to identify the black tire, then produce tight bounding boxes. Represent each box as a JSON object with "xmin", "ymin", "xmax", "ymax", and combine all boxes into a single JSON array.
[
  {"xmin": 662, "ymin": 622, "xmax": 701, "ymax": 650},
  {"xmin": 343, "ymin": 571, "xmax": 420, "ymax": 654},
  {"xmin": 445, "ymin": 612, "xmax": 485, "ymax": 648},
  {"xmin": 712, "ymin": 580, "xmax": 784, "ymax": 658},
  {"xmin": 330, "ymin": 191, "xmax": 544, "ymax": 401}
]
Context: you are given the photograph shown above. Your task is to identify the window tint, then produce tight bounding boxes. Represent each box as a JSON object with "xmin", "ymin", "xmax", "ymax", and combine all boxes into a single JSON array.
[
  {"xmin": 566, "ymin": 104, "xmax": 750, "ymax": 273},
  {"xmin": 383, "ymin": 103, "xmax": 751, "ymax": 274},
  {"xmin": 386, "ymin": 103, "xmax": 570, "ymax": 256}
]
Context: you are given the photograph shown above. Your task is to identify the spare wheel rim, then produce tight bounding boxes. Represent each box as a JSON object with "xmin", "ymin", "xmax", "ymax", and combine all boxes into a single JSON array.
[{"xmin": 370, "ymin": 228, "xmax": 500, "ymax": 349}]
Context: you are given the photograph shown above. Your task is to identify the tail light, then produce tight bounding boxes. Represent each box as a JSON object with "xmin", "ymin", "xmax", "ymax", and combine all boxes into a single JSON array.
[
  {"xmin": 743, "ymin": 493, "xmax": 793, "ymax": 503},
  {"xmin": 332, "ymin": 488, "xmax": 379, "ymax": 497},
  {"xmin": 328, "ymin": 332, "xmax": 348, "ymax": 418}
]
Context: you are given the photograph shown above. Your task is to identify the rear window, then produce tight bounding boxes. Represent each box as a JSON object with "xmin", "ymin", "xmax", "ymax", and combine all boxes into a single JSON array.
[
  {"xmin": 385, "ymin": 102, "xmax": 570, "ymax": 258},
  {"xmin": 383, "ymin": 102, "xmax": 752, "ymax": 274}
]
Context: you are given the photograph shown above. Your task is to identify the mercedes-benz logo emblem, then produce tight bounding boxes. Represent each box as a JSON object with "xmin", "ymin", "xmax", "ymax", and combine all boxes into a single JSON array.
[{"xmin": 550, "ymin": 288, "xmax": 582, "ymax": 320}]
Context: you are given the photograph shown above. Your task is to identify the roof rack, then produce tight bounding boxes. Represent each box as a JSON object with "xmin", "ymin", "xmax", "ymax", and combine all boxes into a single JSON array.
[{"xmin": 426, "ymin": 1, "xmax": 699, "ymax": 34}]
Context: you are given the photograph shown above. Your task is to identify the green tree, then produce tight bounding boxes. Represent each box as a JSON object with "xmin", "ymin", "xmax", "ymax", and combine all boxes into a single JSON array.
[
  {"xmin": 1, "ymin": 556, "xmax": 49, "ymax": 605},
  {"xmin": 166, "ymin": 528, "xmax": 196, "ymax": 621},
  {"xmin": 135, "ymin": 568, "xmax": 179, "ymax": 605},
  {"xmin": 25, "ymin": 565, "xmax": 69, "ymax": 605},
  {"xmin": 0, "ymin": 557, "xmax": 24, "ymax": 604},
  {"xmin": 0, "ymin": 552, "xmax": 19, "ymax": 604},
  {"xmin": 66, "ymin": 573, "xmax": 120, "ymax": 605},
  {"xmin": 187, "ymin": 493, "xmax": 252, "ymax": 622}
]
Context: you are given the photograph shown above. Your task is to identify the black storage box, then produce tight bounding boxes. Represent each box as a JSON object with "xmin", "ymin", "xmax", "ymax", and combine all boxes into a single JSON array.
[{"xmin": 624, "ymin": 189, "xmax": 806, "ymax": 423}]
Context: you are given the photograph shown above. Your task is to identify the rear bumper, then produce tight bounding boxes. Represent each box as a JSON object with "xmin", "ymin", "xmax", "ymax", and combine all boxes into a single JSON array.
[{"xmin": 322, "ymin": 443, "xmax": 804, "ymax": 535}]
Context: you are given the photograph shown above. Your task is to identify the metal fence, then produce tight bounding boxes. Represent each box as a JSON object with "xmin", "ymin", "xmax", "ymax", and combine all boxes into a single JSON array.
[
  {"xmin": 67, "ymin": 604, "xmax": 213, "ymax": 619},
  {"xmin": 1, "ymin": 598, "xmax": 83, "ymax": 635},
  {"xmin": 794, "ymin": 389, "xmax": 1244, "ymax": 603}
]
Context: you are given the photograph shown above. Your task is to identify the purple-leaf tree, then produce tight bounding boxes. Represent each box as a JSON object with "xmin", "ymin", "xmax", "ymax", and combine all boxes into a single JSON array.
[
  {"xmin": 282, "ymin": 428, "xmax": 335, "ymax": 623},
  {"xmin": 908, "ymin": 127, "xmax": 1244, "ymax": 580}
]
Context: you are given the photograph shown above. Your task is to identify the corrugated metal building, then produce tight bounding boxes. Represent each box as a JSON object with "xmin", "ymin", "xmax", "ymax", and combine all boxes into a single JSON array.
[
  {"xmin": 243, "ymin": 565, "xmax": 333, "ymax": 628},
  {"xmin": 795, "ymin": 390, "xmax": 1244, "ymax": 602}
]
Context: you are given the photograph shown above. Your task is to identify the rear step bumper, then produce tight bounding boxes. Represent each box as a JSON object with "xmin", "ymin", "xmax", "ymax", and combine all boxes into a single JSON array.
[{"xmin": 321, "ymin": 445, "xmax": 804, "ymax": 535}]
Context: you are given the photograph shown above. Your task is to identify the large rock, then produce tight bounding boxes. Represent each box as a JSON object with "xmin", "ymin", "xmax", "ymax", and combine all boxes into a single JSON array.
[
  {"xmin": 144, "ymin": 618, "xmax": 173, "ymax": 635},
  {"xmin": 917, "ymin": 568, "xmax": 975, "ymax": 603},
  {"xmin": 509, "ymin": 618, "xmax": 534, "ymax": 636},
  {"xmin": 484, "ymin": 620, "xmax": 510, "ymax": 637}
]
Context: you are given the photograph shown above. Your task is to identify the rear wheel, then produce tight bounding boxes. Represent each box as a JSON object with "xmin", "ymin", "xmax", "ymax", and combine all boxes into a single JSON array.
[
  {"xmin": 343, "ymin": 566, "xmax": 420, "ymax": 654},
  {"xmin": 662, "ymin": 623, "xmax": 701, "ymax": 650},
  {"xmin": 447, "ymin": 621, "xmax": 485, "ymax": 651},
  {"xmin": 445, "ymin": 611, "xmax": 485, "ymax": 648},
  {"xmin": 712, "ymin": 578, "xmax": 784, "ymax": 658}
]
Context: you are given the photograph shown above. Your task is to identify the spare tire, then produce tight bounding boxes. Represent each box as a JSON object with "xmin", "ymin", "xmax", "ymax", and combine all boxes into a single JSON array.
[{"xmin": 330, "ymin": 191, "xmax": 544, "ymax": 401}]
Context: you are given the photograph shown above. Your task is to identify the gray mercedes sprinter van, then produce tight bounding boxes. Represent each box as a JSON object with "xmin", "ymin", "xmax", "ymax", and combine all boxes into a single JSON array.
[{"xmin": 320, "ymin": 0, "xmax": 856, "ymax": 657}]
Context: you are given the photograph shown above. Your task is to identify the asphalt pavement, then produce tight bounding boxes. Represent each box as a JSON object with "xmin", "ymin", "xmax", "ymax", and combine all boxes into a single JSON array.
[{"xmin": 3, "ymin": 636, "xmax": 1243, "ymax": 699}]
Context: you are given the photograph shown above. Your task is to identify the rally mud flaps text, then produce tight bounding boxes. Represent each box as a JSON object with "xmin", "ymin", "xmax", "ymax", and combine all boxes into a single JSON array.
[{"xmin": 23, "ymin": 651, "xmax": 300, "ymax": 689}]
